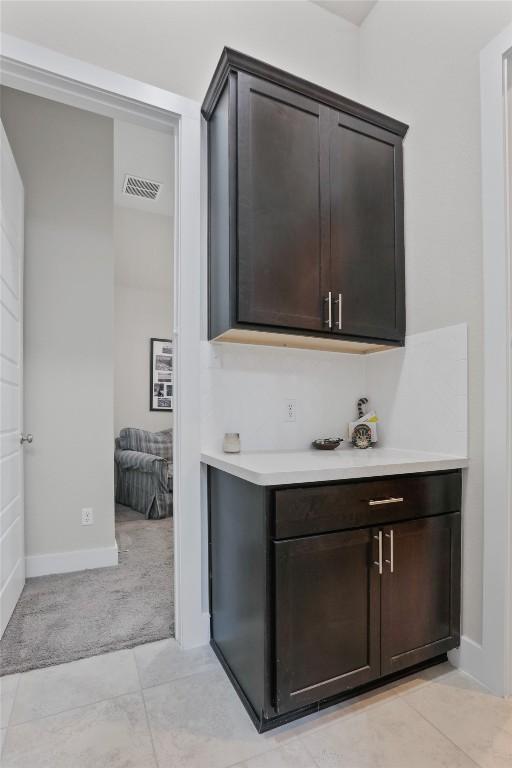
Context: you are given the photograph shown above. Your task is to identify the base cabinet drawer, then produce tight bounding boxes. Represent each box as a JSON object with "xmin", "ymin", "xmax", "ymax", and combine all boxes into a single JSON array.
[{"xmin": 274, "ymin": 471, "xmax": 462, "ymax": 538}]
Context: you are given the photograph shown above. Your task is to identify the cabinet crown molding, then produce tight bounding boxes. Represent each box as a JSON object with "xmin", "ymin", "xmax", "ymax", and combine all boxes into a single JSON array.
[{"xmin": 201, "ymin": 47, "xmax": 409, "ymax": 138}]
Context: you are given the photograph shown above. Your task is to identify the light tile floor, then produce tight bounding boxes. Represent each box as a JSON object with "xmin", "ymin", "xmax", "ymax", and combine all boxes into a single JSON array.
[{"xmin": 1, "ymin": 640, "xmax": 511, "ymax": 768}]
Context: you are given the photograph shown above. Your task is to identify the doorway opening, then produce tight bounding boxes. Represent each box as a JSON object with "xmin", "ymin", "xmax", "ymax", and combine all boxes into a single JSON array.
[
  {"xmin": 113, "ymin": 119, "xmax": 175, "ymax": 642},
  {"xmin": 0, "ymin": 34, "xmax": 206, "ymax": 664},
  {"xmin": 0, "ymin": 84, "xmax": 177, "ymax": 674}
]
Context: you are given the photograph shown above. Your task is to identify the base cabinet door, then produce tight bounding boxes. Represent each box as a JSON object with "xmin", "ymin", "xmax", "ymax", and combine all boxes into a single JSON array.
[
  {"xmin": 380, "ymin": 514, "xmax": 461, "ymax": 676},
  {"xmin": 274, "ymin": 528, "xmax": 380, "ymax": 714}
]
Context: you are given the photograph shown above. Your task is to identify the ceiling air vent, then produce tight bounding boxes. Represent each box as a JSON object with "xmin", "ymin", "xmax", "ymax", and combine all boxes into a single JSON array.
[{"xmin": 123, "ymin": 174, "xmax": 162, "ymax": 201}]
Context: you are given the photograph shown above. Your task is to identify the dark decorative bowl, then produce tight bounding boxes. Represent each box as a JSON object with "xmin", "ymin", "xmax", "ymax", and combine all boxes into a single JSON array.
[{"xmin": 312, "ymin": 437, "xmax": 344, "ymax": 451}]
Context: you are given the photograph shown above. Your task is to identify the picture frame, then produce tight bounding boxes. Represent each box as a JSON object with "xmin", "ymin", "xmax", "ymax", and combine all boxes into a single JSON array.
[{"xmin": 150, "ymin": 338, "xmax": 173, "ymax": 411}]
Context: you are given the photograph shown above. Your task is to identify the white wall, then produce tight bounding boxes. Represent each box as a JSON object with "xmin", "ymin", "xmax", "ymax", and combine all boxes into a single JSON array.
[
  {"xmin": 114, "ymin": 206, "xmax": 173, "ymax": 435},
  {"xmin": 0, "ymin": 87, "xmax": 115, "ymax": 564},
  {"xmin": 358, "ymin": 0, "xmax": 512, "ymax": 645},
  {"xmin": 0, "ymin": 1, "xmax": 360, "ymax": 103},
  {"xmin": 113, "ymin": 120, "xmax": 174, "ymax": 217}
]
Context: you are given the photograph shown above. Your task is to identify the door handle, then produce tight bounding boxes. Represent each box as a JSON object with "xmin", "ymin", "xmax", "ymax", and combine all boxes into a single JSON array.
[
  {"xmin": 20, "ymin": 433, "xmax": 33, "ymax": 445},
  {"xmin": 373, "ymin": 531, "xmax": 383, "ymax": 575},
  {"xmin": 385, "ymin": 529, "xmax": 394, "ymax": 573},
  {"xmin": 335, "ymin": 293, "xmax": 343, "ymax": 330},
  {"xmin": 368, "ymin": 497, "xmax": 404, "ymax": 506},
  {"xmin": 324, "ymin": 292, "xmax": 332, "ymax": 329}
]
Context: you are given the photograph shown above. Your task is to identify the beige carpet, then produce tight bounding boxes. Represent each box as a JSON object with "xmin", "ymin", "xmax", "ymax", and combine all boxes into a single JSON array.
[{"xmin": 0, "ymin": 505, "xmax": 174, "ymax": 676}]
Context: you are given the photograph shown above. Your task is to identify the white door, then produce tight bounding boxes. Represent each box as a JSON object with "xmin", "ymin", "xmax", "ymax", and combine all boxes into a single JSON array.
[{"xmin": 0, "ymin": 120, "xmax": 25, "ymax": 638}]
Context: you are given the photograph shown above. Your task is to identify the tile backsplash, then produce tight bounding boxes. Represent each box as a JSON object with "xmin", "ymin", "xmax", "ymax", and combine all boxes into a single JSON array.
[
  {"xmin": 365, "ymin": 323, "xmax": 468, "ymax": 457},
  {"xmin": 201, "ymin": 341, "xmax": 365, "ymax": 452},
  {"xmin": 201, "ymin": 323, "xmax": 468, "ymax": 457}
]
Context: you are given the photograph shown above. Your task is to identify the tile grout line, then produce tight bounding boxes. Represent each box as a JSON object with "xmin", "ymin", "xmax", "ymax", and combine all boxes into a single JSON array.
[
  {"xmin": 4, "ymin": 672, "xmax": 21, "ymax": 730},
  {"xmin": 296, "ymin": 735, "xmax": 325, "ymax": 768},
  {"xmin": 221, "ymin": 739, "xmax": 298, "ymax": 768},
  {"xmin": 5, "ymin": 647, "xmax": 213, "ymax": 729},
  {"xmin": 262, "ymin": 674, "xmax": 451, "ymax": 757},
  {"xmin": 6, "ymin": 686, "xmax": 141, "ymax": 729},
  {"xmin": 0, "ymin": 640, "xmax": 166, "ymax": 680},
  {"xmin": 0, "ymin": 670, "xmax": 441, "ymax": 733},
  {"xmin": 138, "ymin": 660, "xmax": 221, "ymax": 693},
  {"xmin": 5, "ymin": 653, "xmax": 218, "ymax": 739},
  {"xmin": 221, "ymin": 683, "xmax": 429, "ymax": 768},
  {"xmin": 401, "ymin": 694, "xmax": 482, "ymax": 768},
  {"xmin": 134, "ymin": 649, "xmax": 161, "ymax": 768},
  {"xmin": 276, "ymin": 675, "xmax": 439, "ymax": 741}
]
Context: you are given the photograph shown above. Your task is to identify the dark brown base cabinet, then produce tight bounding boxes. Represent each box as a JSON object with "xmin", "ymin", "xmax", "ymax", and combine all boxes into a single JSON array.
[
  {"xmin": 208, "ymin": 468, "xmax": 461, "ymax": 731},
  {"xmin": 202, "ymin": 49, "xmax": 409, "ymax": 353}
]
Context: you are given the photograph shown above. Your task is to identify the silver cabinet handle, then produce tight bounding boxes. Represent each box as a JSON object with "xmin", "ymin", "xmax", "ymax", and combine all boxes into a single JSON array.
[
  {"xmin": 385, "ymin": 529, "xmax": 394, "ymax": 573},
  {"xmin": 368, "ymin": 497, "xmax": 404, "ymax": 506},
  {"xmin": 324, "ymin": 292, "xmax": 332, "ymax": 328},
  {"xmin": 20, "ymin": 433, "xmax": 33, "ymax": 444},
  {"xmin": 373, "ymin": 531, "xmax": 383, "ymax": 575},
  {"xmin": 335, "ymin": 293, "xmax": 343, "ymax": 330}
]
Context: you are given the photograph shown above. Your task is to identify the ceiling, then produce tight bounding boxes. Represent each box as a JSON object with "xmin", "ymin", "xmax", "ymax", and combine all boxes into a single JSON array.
[
  {"xmin": 113, "ymin": 119, "xmax": 174, "ymax": 216},
  {"xmin": 311, "ymin": 1, "xmax": 377, "ymax": 26}
]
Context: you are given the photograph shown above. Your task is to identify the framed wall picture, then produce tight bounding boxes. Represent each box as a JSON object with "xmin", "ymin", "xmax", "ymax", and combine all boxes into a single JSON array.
[{"xmin": 150, "ymin": 338, "xmax": 173, "ymax": 411}]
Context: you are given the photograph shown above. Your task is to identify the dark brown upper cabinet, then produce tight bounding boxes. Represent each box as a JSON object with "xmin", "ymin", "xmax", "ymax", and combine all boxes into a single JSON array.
[
  {"xmin": 237, "ymin": 74, "xmax": 330, "ymax": 333},
  {"xmin": 202, "ymin": 49, "xmax": 409, "ymax": 353},
  {"xmin": 329, "ymin": 112, "xmax": 405, "ymax": 341}
]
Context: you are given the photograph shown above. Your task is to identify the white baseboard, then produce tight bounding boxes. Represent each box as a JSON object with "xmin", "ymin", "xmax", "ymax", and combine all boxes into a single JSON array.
[
  {"xmin": 175, "ymin": 610, "xmax": 211, "ymax": 650},
  {"xmin": 448, "ymin": 635, "xmax": 484, "ymax": 683},
  {"xmin": 26, "ymin": 540, "xmax": 118, "ymax": 577},
  {"xmin": 200, "ymin": 610, "xmax": 211, "ymax": 642}
]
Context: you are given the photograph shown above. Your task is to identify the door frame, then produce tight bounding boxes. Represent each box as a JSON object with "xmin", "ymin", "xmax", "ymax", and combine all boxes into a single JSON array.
[
  {"xmin": 0, "ymin": 34, "xmax": 208, "ymax": 648},
  {"xmin": 480, "ymin": 23, "xmax": 512, "ymax": 695}
]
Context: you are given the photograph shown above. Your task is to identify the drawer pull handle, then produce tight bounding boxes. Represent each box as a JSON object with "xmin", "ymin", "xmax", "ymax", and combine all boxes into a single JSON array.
[
  {"xmin": 373, "ymin": 531, "xmax": 383, "ymax": 575},
  {"xmin": 335, "ymin": 292, "xmax": 343, "ymax": 330},
  {"xmin": 324, "ymin": 292, "xmax": 332, "ymax": 329},
  {"xmin": 385, "ymin": 529, "xmax": 394, "ymax": 573},
  {"xmin": 368, "ymin": 497, "xmax": 404, "ymax": 506}
]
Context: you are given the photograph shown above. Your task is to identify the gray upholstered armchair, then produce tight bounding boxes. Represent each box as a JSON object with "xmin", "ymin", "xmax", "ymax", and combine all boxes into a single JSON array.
[{"xmin": 115, "ymin": 428, "xmax": 173, "ymax": 519}]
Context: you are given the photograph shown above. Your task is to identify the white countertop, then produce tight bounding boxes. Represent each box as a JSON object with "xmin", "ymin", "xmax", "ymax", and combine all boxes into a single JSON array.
[{"xmin": 200, "ymin": 446, "xmax": 468, "ymax": 486}]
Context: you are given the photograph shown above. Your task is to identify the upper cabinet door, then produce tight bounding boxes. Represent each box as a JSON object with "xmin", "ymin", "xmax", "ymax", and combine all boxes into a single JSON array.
[
  {"xmin": 237, "ymin": 73, "xmax": 330, "ymax": 331},
  {"xmin": 329, "ymin": 112, "xmax": 405, "ymax": 341}
]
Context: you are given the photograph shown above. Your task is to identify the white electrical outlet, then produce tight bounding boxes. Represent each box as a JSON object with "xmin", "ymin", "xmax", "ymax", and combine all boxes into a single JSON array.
[
  {"xmin": 285, "ymin": 399, "xmax": 296, "ymax": 422},
  {"xmin": 81, "ymin": 507, "xmax": 94, "ymax": 526}
]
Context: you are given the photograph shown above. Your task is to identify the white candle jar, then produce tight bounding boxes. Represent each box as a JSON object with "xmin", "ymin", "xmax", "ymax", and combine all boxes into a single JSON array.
[{"xmin": 223, "ymin": 433, "xmax": 241, "ymax": 453}]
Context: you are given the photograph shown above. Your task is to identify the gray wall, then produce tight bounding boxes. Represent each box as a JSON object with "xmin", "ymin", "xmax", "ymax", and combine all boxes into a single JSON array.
[
  {"xmin": 114, "ymin": 206, "xmax": 173, "ymax": 435},
  {"xmin": 1, "ymin": 87, "xmax": 115, "ymax": 558},
  {"xmin": 359, "ymin": 1, "xmax": 512, "ymax": 645}
]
